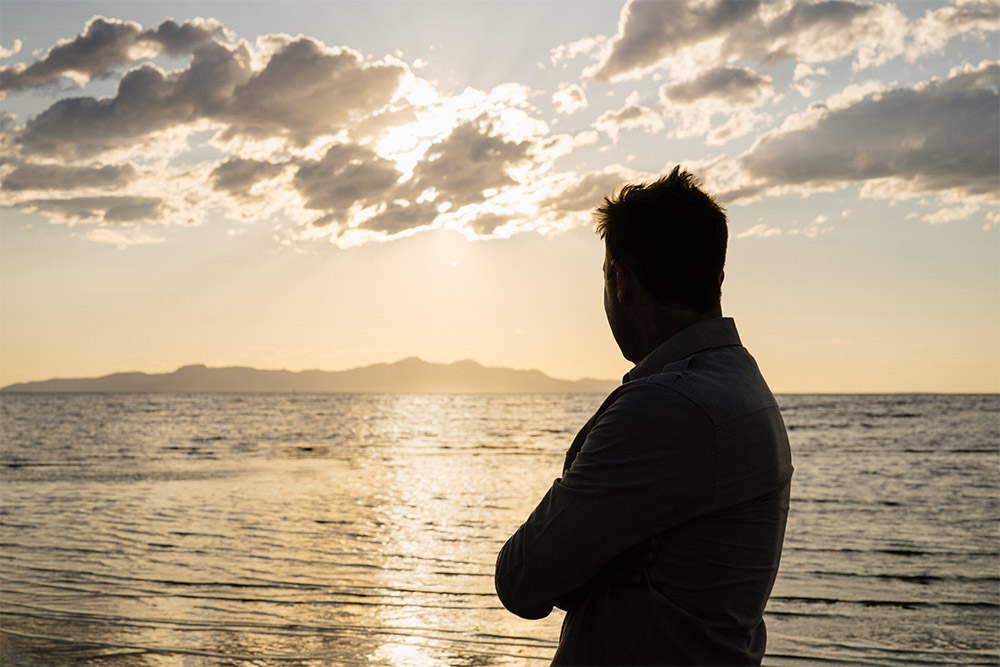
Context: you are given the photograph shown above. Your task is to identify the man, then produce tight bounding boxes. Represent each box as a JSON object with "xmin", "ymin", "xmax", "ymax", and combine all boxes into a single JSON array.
[{"xmin": 495, "ymin": 167, "xmax": 792, "ymax": 666}]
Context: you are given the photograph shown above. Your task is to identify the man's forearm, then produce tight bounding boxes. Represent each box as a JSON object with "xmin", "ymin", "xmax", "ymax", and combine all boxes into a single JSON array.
[{"xmin": 495, "ymin": 533, "xmax": 557, "ymax": 619}]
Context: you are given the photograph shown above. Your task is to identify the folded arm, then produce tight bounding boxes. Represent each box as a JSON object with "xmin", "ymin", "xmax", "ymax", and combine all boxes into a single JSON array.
[{"xmin": 494, "ymin": 384, "xmax": 715, "ymax": 619}]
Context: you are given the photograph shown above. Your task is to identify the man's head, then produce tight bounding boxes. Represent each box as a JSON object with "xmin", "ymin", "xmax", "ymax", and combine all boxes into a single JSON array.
[
  {"xmin": 596, "ymin": 167, "xmax": 728, "ymax": 362},
  {"xmin": 595, "ymin": 166, "xmax": 728, "ymax": 314}
]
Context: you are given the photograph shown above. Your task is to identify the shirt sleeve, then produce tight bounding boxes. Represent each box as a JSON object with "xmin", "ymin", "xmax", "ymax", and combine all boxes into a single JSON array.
[{"xmin": 494, "ymin": 382, "xmax": 718, "ymax": 619}]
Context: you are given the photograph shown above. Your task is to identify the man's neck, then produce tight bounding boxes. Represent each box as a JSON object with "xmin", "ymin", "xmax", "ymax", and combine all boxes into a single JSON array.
[{"xmin": 628, "ymin": 305, "xmax": 722, "ymax": 363}]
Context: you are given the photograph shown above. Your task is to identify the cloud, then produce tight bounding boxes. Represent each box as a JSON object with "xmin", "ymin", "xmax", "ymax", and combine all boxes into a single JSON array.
[
  {"xmin": 736, "ymin": 223, "xmax": 782, "ymax": 239},
  {"xmin": 211, "ymin": 158, "xmax": 287, "ymax": 198},
  {"xmin": 595, "ymin": 93, "xmax": 664, "ymax": 140},
  {"xmin": 533, "ymin": 130, "xmax": 599, "ymax": 164},
  {"xmin": 17, "ymin": 195, "xmax": 163, "ymax": 223},
  {"xmin": 410, "ymin": 118, "xmax": 531, "ymax": 205},
  {"xmin": 2, "ymin": 16, "xmax": 556, "ymax": 245},
  {"xmin": 792, "ymin": 63, "xmax": 829, "ymax": 97},
  {"xmin": 465, "ymin": 212, "xmax": 509, "ymax": 235},
  {"xmin": 728, "ymin": 0, "xmax": 906, "ymax": 70},
  {"xmin": 590, "ymin": 0, "xmax": 760, "ymax": 82},
  {"xmin": 587, "ymin": 0, "xmax": 996, "ymax": 83},
  {"xmin": 0, "ymin": 16, "xmax": 224, "ymax": 93},
  {"xmin": 216, "ymin": 37, "xmax": 406, "ymax": 145},
  {"xmin": 922, "ymin": 202, "xmax": 983, "ymax": 224},
  {"xmin": 657, "ymin": 69, "xmax": 773, "ymax": 145},
  {"xmin": 0, "ymin": 39, "xmax": 23, "ymax": 58},
  {"xmin": 737, "ymin": 61, "xmax": 999, "ymax": 199},
  {"xmin": 2, "ymin": 162, "xmax": 137, "ymax": 191},
  {"xmin": 360, "ymin": 200, "xmax": 439, "ymax": 234},
  {"xmin": 707, "ymin": 110, "xmax": 772, "ymax": 146},
  {"xmin": 294, "ymin": 143, "xmax": 402, "ymax": 218},
  {"xmin": 985, "ymin": 208, "xmax": 1000, "ymax": 230},
  {"xmin": 661, "ymin": 67, "xmax": 772, "ymax": 105},
  {"xmin": 12, "ymin": 34, "xmax": 407, "ymax": 159},
  {"xmin": 16, "ymin": 62, "xmax": 209, "ymax": 159},
  {"xmin": 550, "ymin": 36, "xmax": 606, "ymax": 65},
  {"xmin": 8, "ymin": 9, "xmax": 994, "ymax": 248},
  {"xmin": 541, "ymin": 167, "xmax": 639, "ymax": 215},
  {"xmin": 82, "ymin": 226, "xmax": 167, "ymax": 249},
  {"xmin": 552, "ymin": 83, "xmax": 588, "ymax": 114},
  {"xmin": 909, "ymin": 0, "xmax": 1000, "ymax": 58}
]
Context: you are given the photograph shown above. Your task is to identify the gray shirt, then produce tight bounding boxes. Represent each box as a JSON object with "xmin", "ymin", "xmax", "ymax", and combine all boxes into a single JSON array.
[{"xmin": 495, "ymin": 317, "xmax": 792, "ymax": 665}]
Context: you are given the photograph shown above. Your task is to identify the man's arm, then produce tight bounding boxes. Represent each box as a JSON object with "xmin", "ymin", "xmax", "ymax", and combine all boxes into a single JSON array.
[{"xmin": 494, "ymin": 383, "xmax": 716, "ymax": 619}]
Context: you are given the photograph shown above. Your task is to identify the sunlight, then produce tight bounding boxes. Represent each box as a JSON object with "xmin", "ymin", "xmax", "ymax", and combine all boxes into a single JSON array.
[
  {"xmin": 374, "ymin": 79, "xmax": 545, "ymax": 180},
  {"xmin": 374, "ymin": 79, "xmax": 463, "ymax": 177},
  {"xmin": 373, "ymin": 641, "xmax": 429, "ymax": 666}
]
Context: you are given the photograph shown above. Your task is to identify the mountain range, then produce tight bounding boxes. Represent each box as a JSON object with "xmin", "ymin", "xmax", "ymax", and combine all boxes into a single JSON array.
[{"xmin": 0, "ymin": 358, "xmax": 619, "ymax": 394}]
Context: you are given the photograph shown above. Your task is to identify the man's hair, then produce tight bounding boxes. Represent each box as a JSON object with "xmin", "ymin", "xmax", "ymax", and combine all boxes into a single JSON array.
[{"xmin": 595, "ymin": 166, "xmax": 728, "ymax": 313}]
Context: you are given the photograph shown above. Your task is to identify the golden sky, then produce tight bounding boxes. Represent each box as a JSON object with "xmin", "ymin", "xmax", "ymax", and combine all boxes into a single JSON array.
[{"xmin": 1, "ymin": 1, "xmax": 998, "ymax": 392}]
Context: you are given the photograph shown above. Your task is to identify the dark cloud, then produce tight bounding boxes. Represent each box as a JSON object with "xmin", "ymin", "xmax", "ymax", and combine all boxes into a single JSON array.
[
  {"xmin": 592, "ymin": 0, "xmax": 761, "ymax": 81},
  {"xmin": 14, "ymin": 40, "xmax": 259, "ymax": 159},
  {"xmin": 293, "ymin": 143, "xmax": 402, "ymax": 215},
  {"xmin": 411, "ymin": 119, "xmax": 530, "ymax": 205},
  {"xmin": 211, "ymin": 157, "xmax": 286, "ymax": 197},
  {"xmin": 714, "ymin": 184, "xmax": 767, "ymax": 206},
  {"xmin": 19, "ymin": 195, "xmax": 163, "ymax": 222},
  {"xmin": 17, "ymin": 63, "xmax": 200, "ymax": 158},
  {"xmin": 360, "ymin": 200, "xmax": 439, "ymax": 234},
  {"xmin": 738, "ymin": 62, "xmax": 999, "ymax": 197},
  {"xmin": 0, "ymin": 16, "xmax": 223, "ymax": 94},
  {"xmin": 217, "ymin": 37, "xmax": 405, "ymax": 145},
  {"xmin": 589, "ymin": 0, "xmax": 961, "ymax": 82},
  {"xmin": 298, "ymin": 117, "xmax": 543, "ymax": 234},
  {"xmin": 297, "ymin": 116, "xmax": 540, "ymax": 234},
  {"xmin": 2, "ymin": 162, "xmax": 136, "ymax": 191},
  {"xmin": 14, "ymin": 35, "xmax": 405, "ymax": 159},
  {"xmin": 607, "ymin": 106, "xmax": 644, "ymax": 123},
  {"xmin": 661, "ymin": 67, "xmax": 772, "ymax": 105},
  {"xmin": 5, "ymin": 18, "xmax": 542, "ymax": 243},
  {"xmin": 148, "ymin": 18, "xmax": 226, "ymax": 54},
  {"xmin": 171, "ymin": 41, "xmax": 254, "ymax": 117}
]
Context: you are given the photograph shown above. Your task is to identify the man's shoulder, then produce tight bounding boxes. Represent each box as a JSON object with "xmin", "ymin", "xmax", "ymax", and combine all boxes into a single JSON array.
[
  {"xmin": 629, "ymin": 345, "xmax": 779, "ymax": 426},
  {"xmin": 600, "ymin": 371, "xmax": 715, "ymax": 433}
]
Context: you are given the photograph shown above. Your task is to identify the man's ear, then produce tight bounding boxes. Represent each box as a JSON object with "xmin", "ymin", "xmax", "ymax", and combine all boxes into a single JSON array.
[{"xmin": 609, "ymin": 259, "xmax": 631, "ymax": 304}]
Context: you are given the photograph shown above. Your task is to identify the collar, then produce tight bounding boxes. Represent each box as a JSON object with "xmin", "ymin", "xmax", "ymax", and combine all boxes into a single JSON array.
[{"xmin": 623, "ymin": 317, "xmax": 742, "ymax": 383}]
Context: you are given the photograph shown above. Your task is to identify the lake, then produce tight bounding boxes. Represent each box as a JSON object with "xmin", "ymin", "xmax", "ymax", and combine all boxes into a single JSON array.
[{"xmin": 1, "ymin": 392, "xmax": 997, "ymax": 665}]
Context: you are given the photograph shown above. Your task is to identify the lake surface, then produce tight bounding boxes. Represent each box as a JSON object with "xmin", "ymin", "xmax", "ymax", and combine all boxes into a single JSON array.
[{"xmin": 1, "ymin": 393, "xmax": 997, "ymax": 665}]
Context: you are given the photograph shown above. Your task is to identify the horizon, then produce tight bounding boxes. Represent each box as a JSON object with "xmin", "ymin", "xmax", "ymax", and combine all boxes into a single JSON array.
[
  {"xmin": 2, "ymin": 355, "xmax": 615, "ymax": 385},
  {"xmin": 4, "ymin": 356, "xmax": 999, "ymax": 395},
  {"xmin": 1, "ymin": 1, "xmax": 997, "ymax": 394}
]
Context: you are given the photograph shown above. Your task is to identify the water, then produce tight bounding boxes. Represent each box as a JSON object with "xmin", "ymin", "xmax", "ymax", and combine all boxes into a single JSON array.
[{"xmin": 0, "ymin": 392, "xmax": 997, "ymax": 666}]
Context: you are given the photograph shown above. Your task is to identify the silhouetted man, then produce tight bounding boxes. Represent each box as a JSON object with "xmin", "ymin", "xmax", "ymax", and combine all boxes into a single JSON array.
[{"xmin": 495, "ymin": 167, "xmax": 792, "ymax": 666}]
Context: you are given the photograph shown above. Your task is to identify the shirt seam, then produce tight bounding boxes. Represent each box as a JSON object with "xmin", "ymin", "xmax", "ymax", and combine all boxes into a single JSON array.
[{"xmin": 626, "ymin": 380, "xmax": 720, "ymax": 506}]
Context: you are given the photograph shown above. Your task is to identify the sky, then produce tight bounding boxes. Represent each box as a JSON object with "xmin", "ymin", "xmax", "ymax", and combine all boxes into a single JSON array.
[{"xmin": 0, "ymin": 0, "xmax": 997, "ymax": 393}]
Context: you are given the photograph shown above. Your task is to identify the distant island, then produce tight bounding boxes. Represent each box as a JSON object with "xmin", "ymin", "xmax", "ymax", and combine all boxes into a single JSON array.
[{"xmin": 0, "ymin": 358, "xmax": 619, "ymax": 394}]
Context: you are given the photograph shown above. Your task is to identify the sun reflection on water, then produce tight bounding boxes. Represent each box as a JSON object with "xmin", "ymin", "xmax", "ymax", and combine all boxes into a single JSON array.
[{"xmin": 1, "ymin": 393, "xmax": 592, "ymax": 664}]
